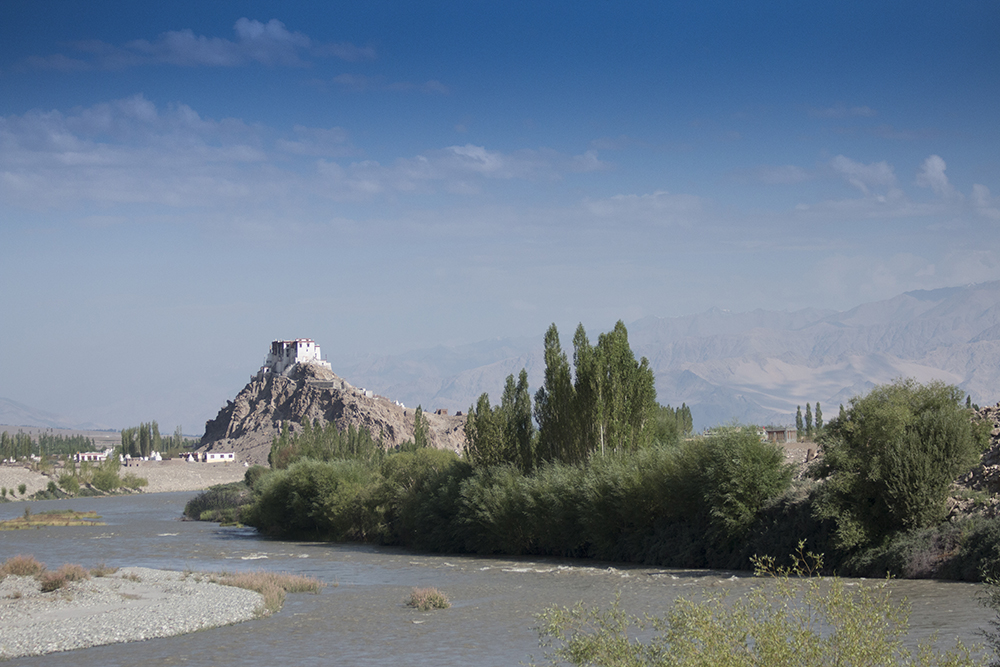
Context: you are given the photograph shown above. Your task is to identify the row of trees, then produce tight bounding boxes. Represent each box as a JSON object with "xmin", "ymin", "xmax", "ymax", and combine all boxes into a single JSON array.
[
  {"xmin": 269, "ymin": 419, "xmax": 385, "ymax": 469},
  {"xmin": 1, "ymin": 430, "xmax": 97, "ymax": 460},
  {"xmin": 2, "ymin": 423, "xmax": 197, "ymax": 463},
  {"xmin": 120, "ymin": 422, "xmax": 197, "ymax": 458},
  {"xmin": 795, "ymin": 402, "xmax": 823, "ymax": 438},
  {"xmin": 466, "ymin": 321, "xmax": 661, "ymax": 471}
]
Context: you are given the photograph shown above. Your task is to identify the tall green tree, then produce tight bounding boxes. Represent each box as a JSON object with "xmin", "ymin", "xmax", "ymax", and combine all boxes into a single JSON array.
[
  {"xmin": 587, "ymin": 321, "xmax": 657, "ymax": 455},
  {"xmin": 534, "ymin": 324, "xmax": 578, "ymax": 464},
  {"xmin": 464, "ymin": 393, "xmax": 506, "ymax": 467},
  {"xmin": 805, "ymin": 403, "xmax": 813, "ymax": 438},
  {"xmin": 413, "ymin": 405, "xmax": 429, "ymax": 449},
  {"xmin": 814, "ymin": 378, "xmax": 990, "ymax": 549},
  {"xmin": 815, "ymin": 402, "xmax": 823, "ymax": 432},
  {"xmin": 465, "ymin": 369, "xmax": 536, "ymax": 471},
  {"xmin": 501, "ymin": 369, "xmax": 535, "ymax": 472},
  {"xmin": 795, "ymin": 406, "xmax": 803, "ymax": 436}
]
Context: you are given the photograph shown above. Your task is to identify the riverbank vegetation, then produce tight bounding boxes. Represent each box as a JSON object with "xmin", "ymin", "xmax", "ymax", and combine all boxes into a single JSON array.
[
  {"xmin": 1, "ymin": 555, "xmax": 116, "ymax": 591},
  {"xmin": 533, "ymin": 546, "xmax": 984, "ymax": 667},
  {"xmin": 186, "ymin": 321, "xmax": 998, "ymax": 584},
  {"xmin": 0, "ymin": 508, "xmax": 104, "ymax": 529},
  {"xmin": 202, "ymin": 570, "xmax": 326, "ymax": 617}
]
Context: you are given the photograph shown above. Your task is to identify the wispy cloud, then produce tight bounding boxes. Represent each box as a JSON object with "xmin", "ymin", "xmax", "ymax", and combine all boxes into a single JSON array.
[
  {"xmin": 972, "ymin": 184, "xmax": 1000, "ymax": 221},
  {"xmin": 315, "ymin": 145, "xmax": 607, "ymax": 198},
  {"xmin": 19, "ymin": 18, "xmax": 374, "ymax": 71},
  {"xmin": 585, "ymin": 191, "xmax": 703, "ymax": 226},
  {"xmin": 830, "ymin": 155, "xmax": 897, "ymax": 195},
  {"xmin": 275, "ymin": 125, "xmax": 356, "ymax": 157},
  {"xmin": 0, "ymin": 96, "xmax": 606, "ymax": 211}
]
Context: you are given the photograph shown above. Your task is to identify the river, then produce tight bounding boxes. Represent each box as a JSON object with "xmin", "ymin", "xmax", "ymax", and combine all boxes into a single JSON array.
[{"xmin": 0, "ymin": 493, "xmax": 994, "ymax": 666}]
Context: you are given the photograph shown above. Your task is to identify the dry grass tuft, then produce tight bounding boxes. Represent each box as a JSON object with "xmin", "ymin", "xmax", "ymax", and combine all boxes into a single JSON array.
[
  {"xmin": 39, "ymin": 571, "xmax": 67, "ymax": 592},
  {"xmin": 209, "ymin": 570, "xmax": 326, "ymax": 617},
  {"xmin": 55, "ymin": 563, "xmax": 90, "ymax": 582},
  {"xmin": 90, "ymin": 563, "xmax": 118, "ymax": 577},
  {"xmin": 407, "ymin": 587, "xmax": 450, "ymax": 611},
  {"xmin": 1, "ymin": 554, "xmax": 45, "ymax": 578}
]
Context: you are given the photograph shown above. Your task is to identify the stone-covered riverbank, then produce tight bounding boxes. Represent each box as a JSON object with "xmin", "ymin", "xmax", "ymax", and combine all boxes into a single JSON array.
[{"xmin": 0, "ymin": 567, "xmax": 264, "ymax": 660}]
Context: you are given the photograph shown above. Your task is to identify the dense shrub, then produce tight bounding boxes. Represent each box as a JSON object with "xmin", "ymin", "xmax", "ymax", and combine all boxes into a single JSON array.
[
  {"xmin": 1, "ymin": 554, "xmax": 45, "ymax": 578},
  {"xmin": 814, "ymin": 379, "xmax": 987, "ymax": 550},
  {"xmin": 184, "ymin": 480, "xmax": 254, "ymax": 521},
  {"xmin": 702, "ymin": 427, "xmax": 793, "ymax": 543},
  {"xmin": 243, "ymin": 458, "xmax": 379, "ymax": 539},
  {"xmin": 58, "ymin": 473, "xmax": 80, "ymax": 494},
  {"xmin": 378, "ymin": 447, "xmax": 468, "ymax": 547}
]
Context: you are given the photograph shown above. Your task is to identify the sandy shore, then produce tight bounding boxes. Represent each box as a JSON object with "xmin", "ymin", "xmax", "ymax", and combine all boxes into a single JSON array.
[
  {"xmin": 0, "ymin": 567, "xmax": 264, "ymax": 659},
  {"xmin": 0, "ymin": 461, "xmax": 247, "ymax": 501}
]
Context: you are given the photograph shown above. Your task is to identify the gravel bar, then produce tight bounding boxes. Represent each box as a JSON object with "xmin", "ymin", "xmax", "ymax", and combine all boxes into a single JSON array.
[{"xmin": 0, "ymin": 567, "xmax": 264, "ymax": 660}]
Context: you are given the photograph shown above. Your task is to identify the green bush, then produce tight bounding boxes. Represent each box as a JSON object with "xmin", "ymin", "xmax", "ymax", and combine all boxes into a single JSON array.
[
  {"xmin": 814, "ymin": 379, "xmax": 987, "ymax": 550},
  {"xmin": 91, "ymin": 468, "xmax": 121, "ymax": 492},
  {"xmin": 184, "ymin": 481, "xmax": 253, "ymax": 520},
  {"xmin": 58, "ymin": 473, "xmax": 80, "ymax": 494},
  {"xmin": 378, "ymin": 447, "xmax": 467, "ymax": 547},
  {"xmin": 244, "ymin": 458, "xmax": 379, "ymax": 539},
  {"xmin": 702, "ymin": 426, "xmax": 793, "ymax": 543}
]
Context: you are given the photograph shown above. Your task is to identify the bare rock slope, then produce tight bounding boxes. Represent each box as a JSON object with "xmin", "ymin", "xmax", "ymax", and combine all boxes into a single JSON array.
[{"xmin": 199, "ymin": 363, "xmax": 466, "ymax": 466}]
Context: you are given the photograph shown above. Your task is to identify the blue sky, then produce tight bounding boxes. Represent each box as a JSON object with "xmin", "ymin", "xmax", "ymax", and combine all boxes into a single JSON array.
[{"xmin": 2, "ymin": 1, "xmax": 999, "ymax": 431}]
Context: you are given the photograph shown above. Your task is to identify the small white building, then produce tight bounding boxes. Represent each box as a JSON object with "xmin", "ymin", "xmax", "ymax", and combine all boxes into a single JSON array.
[
  {"xmin": 203, "ymin": 452, "xmax": 236, "ymax": 464},
  {"xmin": 259, "ymin": 338, "xmax": 332, "ymax": 376},
  {"xmin": 75, "ymin": 448, "xmax": 115, "ymax": 463}
]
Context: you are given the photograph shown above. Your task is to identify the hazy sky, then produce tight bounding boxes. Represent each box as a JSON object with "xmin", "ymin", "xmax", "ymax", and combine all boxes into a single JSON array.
[{"xmin": 2, "ymin": 1, "xmax": 999, "ymax": 431}]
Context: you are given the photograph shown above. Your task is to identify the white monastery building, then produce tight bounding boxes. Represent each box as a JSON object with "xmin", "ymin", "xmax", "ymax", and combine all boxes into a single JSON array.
[{"xmin": 260, "ymin": 338, "xmax": 332, "ymax": 376}]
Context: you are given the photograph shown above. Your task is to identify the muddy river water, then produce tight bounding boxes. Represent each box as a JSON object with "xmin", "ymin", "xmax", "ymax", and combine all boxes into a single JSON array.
[{"xmin": 0, "ymin": 492, "xmax": 994, "ymax": 666}]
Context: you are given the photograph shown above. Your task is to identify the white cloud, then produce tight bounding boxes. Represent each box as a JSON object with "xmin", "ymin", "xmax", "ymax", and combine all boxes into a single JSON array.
[
  {"xmin": 830, "ymin": 155, "xmax": 897, "ymax": 194},
  {"xmin": 585, "ymin": 191, "xmax": 703, "ymax": 226},
  {"xmin": 276, "ymin": 125, "xmax": 353, "ymax": 157},
  {"xmin": 313, "ymin": 144, "xmax": 608, "ymax": 198},
  {"xmin": 915, "ymin": 154, "xmax": 962, "ymax": 200},
  {"xmin": 0, "ymin": 96, "xmax": 608, "ymax": 211},
  {"xmin": 973, "ymin": 184, "xmax": 1000, "ymax": 221},
  {"xmin": 21, "ymin": 18, "xmax": 373, "ymax": 71}
]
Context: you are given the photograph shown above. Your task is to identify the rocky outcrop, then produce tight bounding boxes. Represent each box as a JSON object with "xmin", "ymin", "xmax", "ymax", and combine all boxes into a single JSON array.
[
  {"xmin": 956, "ymin": 402, "xmax": 1000, "ymax": 494},
  {"xmin": 199, "ymin": 363, "xmax": 466, "ymax": 466}
]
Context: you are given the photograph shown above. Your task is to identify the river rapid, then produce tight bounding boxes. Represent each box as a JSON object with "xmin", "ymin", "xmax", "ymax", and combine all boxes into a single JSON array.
[{"xmin": 0, "ymin": 493, "xmax": 994, "ymax": 666}]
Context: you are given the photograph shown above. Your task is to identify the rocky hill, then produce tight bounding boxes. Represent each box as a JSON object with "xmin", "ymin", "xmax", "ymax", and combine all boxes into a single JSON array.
[{"xmin": 199, "ymin": 363, "xmax": 466, "ymax": 466}]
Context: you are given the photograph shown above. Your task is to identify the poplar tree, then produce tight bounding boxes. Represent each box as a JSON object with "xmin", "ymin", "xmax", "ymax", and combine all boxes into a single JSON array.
[
  {"xmin": 805, "ymin": 403, "xmax": 813, "ymax": 438},
  {"xmin": 464, "ymin": 393, "xmax": 505, "ymax": 467},
  {"xmin": 795, "ymin": 406, "xmax": 803, "ymax": 436},
  {"xmin": 413, "ymin": 405, "xmax": 429, "ymax": 448},
  {"xmin": 502, "ymin": 369, "xmax": 535, "ymax": 472},
  {"xmin": 815, "ymin": 402, "xmax": 823, "ymax": 432},
  {"xmin": 465, "ymin": 369, "xmax": 535, "ymax": 471},
  {"xmin": 534, "ymin": 324, "xmax": 578, "ymax": 464}
]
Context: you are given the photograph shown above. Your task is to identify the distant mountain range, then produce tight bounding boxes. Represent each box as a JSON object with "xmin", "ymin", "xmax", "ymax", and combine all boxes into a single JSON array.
[
  {"xmin": 342, "ymin": 281, "xmax": 1000, "ymax": 432},
  {"xmin": 0, "ymin": 397, "xmax": 78, "ymax": 430}
]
